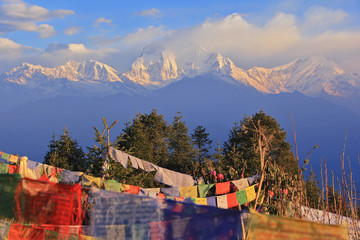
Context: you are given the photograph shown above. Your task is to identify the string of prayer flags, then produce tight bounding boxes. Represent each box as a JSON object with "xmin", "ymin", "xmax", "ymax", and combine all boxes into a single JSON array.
[
  {"xmin": 103, "ymin": 179, "xmax": 122, "ymax": 192},
  {"xmin": 195, "ymin": 198, "xmax": 207, "ymax": 206},
  {"xmin": 231, "ymin": 179, "xmax": 249, "ymax": 191},
  {"xmin": 206, "ymin": 197, "xmax": 217, "ymax": 207},
  {"xmin": 246, "ymin": 185, "xmax": 256, "ymax": 203},
  {"xmin": 161, "ymin": 187, "xmax": 180, "ymax": 197},
  {"xmin": 216, "ymin": 195, "xmax": 228, "ymax": 209},
  {"xmin": 179, "ymin": 185, "xmax": 198, "ymax": 198},
  {"xmin": 236, "ymin": 190, "xmax": 247, "ymax": 205},
  {"xmin": 227, "ymin": 192, "xmax": 238, "ymax": 208},
  {"xmin": 198, "ymin": 183, "xmax": 215, "ymax": 198},
  {"xmin": 215, "ymin": 181, "xmax": 230, "ymax": 195}
]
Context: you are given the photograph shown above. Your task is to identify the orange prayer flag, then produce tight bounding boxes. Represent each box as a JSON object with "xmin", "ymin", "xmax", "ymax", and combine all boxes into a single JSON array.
[
  {"xmin": 227, "ymin": 192, "xmax": 238, "ymax": 208},
  {"xmin": 215, "ymin": 181, "xmax": 230, "ymax": 195}
]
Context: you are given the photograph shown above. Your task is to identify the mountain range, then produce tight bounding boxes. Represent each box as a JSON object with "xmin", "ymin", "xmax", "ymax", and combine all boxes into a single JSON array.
[
  {"xmin": 0, "ymin": 46, "xmax": 359, "ymax": 182},
  {"xmin": 1, "ymin": 47, "xmax": 360, "ymax": 98}
]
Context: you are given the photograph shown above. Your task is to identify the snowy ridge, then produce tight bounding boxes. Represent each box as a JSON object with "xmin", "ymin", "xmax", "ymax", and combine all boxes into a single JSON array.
[{"xmin": 1, "ymin": 47, "xmax": 360, "ymax": 98}]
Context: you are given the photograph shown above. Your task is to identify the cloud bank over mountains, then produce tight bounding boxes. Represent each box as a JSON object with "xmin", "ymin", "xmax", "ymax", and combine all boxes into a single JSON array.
[{"xmin": 0, "ymin": 2, "xmax": 359, "ymax": 74}]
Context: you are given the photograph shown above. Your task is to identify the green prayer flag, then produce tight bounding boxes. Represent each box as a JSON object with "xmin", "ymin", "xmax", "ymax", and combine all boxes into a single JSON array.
[
  {"xmin": 1, "ymin": 153, "xmax": 10, "ymax": 161},
  {"xmin": 197, "ymin": 184, "xmax": 215, "ymax": 198},
  {"xmin": 0, "ymin": 174, "xmax": 21, "ymax": 219},
  {"xmin": 236, "ymin": 189, "xmax": 247, "ymax": 205},
  {"xmin": 0, "ymin": 162, "xmax": 8, "ymax": 174},
  {"xmin": 103, "ymin": 179, "xmax": 122, "ymax": 192}
]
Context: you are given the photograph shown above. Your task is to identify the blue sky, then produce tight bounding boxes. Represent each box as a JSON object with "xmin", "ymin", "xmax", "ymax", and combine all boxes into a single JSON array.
[{"xmin": 0, "ymin": 0, "xmax": 359, "ymax": 73}]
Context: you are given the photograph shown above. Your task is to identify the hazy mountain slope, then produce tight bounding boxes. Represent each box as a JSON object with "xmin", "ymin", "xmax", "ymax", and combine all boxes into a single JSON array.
[{"xmin": 0, "ymin": 75, "xmax": 359, "ymax": 181}]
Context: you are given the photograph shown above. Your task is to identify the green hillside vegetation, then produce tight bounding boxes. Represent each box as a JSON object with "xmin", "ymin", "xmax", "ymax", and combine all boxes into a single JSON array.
[{"xmin": 44, "ymin": 109, "xmax": 360, "ymax": 231}]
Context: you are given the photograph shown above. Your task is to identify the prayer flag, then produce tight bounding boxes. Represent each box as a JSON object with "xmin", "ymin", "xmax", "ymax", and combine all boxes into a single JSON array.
[
  {"xmin": 8, "ymin": 165, "xmax": 18, "ymax": 174},
  {"xmin": 195, "ymin": 198, "xmax": 207, "ymax": 206},
  {"xmin": 246, "ymin": 185, "xmax": 256, "ymax": 203},
  {"xmin": 103, "ymin": 180, "xmax": 122, "ymax": 192},
  {"xmin": 236, "ymin": 190, "xmax": 247, "ymax": 205},
  {"xmin": 0, "ymin": 161, "xmax": 8, "ymax": 174},
  {"xmin": 216, "ymin": 195, "xmax": 228, "ymax": 209},
  {"xmin": 123, "ymin": 184, "xmax": 141, "ymax": 194},
  {"xmin": 9, "ymin": 155, "xmax": 18, "ymax": 163},
  {"xmin": 206, "ymin": 197, "xmax": 217, "ymax": 207},
  {"xmin": 215, "ymin": 182, "xmax": 230, "ymax": 195},
  {"xmin": 1, "ymin": 153, "xmax": 10, "ymax": 160},
  {"xmin": 227, "ymin": 192, "xmax": 238, "ymax": 208},
  {"xmin": 83, "ymin": 175, "xmax": 102, "ymax": 188},
  {"xmin": 231, "ymin": 178, "xmax": 249, "ymax": 191},
  {"xmin": 179, "ymin": 186, "xmax": 198, "ymax": 198},
  {"xmin": 198, "ymin": 183, "xmax": 215, "ymax": 198},
  {"xmin": 161, "ymin": 187, "xmax": 180, "ymax": 197}
]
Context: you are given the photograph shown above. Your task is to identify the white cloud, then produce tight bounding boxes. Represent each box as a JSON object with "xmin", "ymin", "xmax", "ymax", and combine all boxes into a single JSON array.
[
  {"xmin": 149, "ymin": 8, "xmax": 360, "ymax": 72},
  {"xmin": 93, "ymin": 17, "xmax": 113, "ymax": 27},
  {"xmin": 64, "ymin": 26, "xmax": 82, "ymax": 36},
  {"xmin": 33, "ymin": 43, "xmax": 119, "ymax": 68},
  {"xmin": 0, "ymin": 1, "xmax": 74, "ymax": 38},
  {"xmin": 301, "ymin": 6, "xmax": 348, "ymax": 33},
  {"xmin": 0, "ymin": 37, "xmax": 38, "ymax": 72},
  {"xmin": 122, "ymin": 25, "xmax": 168, "ymax": 47},
  {"xmin": 138, "ymin": 8, "xmax": 160, "ymax": 18}
]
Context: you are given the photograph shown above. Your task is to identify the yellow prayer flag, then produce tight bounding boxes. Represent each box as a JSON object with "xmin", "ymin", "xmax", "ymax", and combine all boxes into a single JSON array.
[
  {"xmin": 247, "ymin": 209, "xmax": 349, "ymax": 240},
  {"xmin": 84, "ymin": 175, "xmax": 102, "ymax": 188},
  {"xmin": 179, "ymin": 185, "xmax": 198, "ymax": 198},
  {"xmin": 246, "ymin": 185, "xmax": 256, "ymax": 203},
  {"xmin": 195, "ymin": 198, "xmax": 207, "ymax": 205},
  {"xmin": 9, "ymin": 155, "xmax": 18, "ymax": 163}
]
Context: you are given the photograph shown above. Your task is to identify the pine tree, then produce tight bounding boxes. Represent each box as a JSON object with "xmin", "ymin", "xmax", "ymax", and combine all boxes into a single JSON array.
[
  {"xmin": 191, "ymin": 125, "xmax": 213, "ymax": 164},
  {"xmin": 44, "ymin": 128, "xmax": 87, "ymax": 171},
  {"xmin": 305, "ymin": 167, "xmax": 321, "ymax": 209},
  {"xmin": 119, "ymin": 109, "xmax": 170, "ymax": 167},
  {"xmin": 168, "ymin": 112, "xmax": 194, "ymax": 173}
]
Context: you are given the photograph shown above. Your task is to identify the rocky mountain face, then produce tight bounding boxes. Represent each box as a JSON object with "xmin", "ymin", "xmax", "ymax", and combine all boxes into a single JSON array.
[{"xmin": 1, "ymin": 47, "xmax": 359, "ymax": 99}]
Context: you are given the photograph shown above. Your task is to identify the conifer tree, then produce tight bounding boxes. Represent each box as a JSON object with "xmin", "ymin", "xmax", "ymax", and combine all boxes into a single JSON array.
[
  {"xmin": 305, "ymin": 167, "xmax": 321, "ymax": 209},
  {"xmin": 191, "ymin": 125, "xmax": 213, "ymax": 164},
  {"xmin": 168, "ymin": 112, "xmax": 194, "ymax": 173},
  {"xmin": 44, "ymin": 128, "xmax": 87, "ymax": 171},
  {"xmin": 119, "ymin": 109, "xmax": 170, "ymax": 167}
]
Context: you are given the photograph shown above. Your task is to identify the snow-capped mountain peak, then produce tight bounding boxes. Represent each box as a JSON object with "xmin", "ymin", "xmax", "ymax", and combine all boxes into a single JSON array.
[{"xmin": 1, "ymin": 48, "xmax": 359, "ymax": 99}]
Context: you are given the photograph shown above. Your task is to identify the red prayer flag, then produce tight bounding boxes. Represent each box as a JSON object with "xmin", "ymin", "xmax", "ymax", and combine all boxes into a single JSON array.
[
  {"xmin": 216, "ymin": 182, "xmax": 230, "ymax": 195},
  {"xmin": 8, "ymin": 165, "xmax": 18, "ymax": 174},
  {"xmin": 227, "ymin": 192, "xmax": 238, "ymax": 208},
  {"xmin": 124, "ymin": 185, "xmax": 141, "ymax": 194}
]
